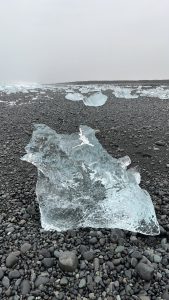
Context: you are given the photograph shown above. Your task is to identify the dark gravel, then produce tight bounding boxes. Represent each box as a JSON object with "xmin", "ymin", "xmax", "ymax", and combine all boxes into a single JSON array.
[{"xmin": 0, "ymin": 82, "xmax": 169, "ymax": 299}]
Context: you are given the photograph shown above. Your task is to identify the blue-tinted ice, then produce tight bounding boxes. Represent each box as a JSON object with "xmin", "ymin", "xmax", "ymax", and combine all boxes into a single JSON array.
[
  {"xmin": 65, "ymin": 91, "xmax": 107, "ymax": 107},
  {"xmin": 21, "ymin": 124, "xmax": 160, "ymax": 235}
]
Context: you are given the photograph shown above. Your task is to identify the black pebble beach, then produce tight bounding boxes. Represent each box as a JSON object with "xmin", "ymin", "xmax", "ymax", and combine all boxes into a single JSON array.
[{"xmin": 0, "ymin": 81, "xmax": 169, "ymax": 300}]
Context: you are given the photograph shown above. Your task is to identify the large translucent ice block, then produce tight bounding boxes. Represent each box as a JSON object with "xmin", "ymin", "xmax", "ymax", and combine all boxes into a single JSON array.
[
  {"xmin": 65, "ymin": 91, "xmax": 107, "ymax": 107},
  {"xmin": 21, "ymin": 124, "xmax": 160, "ymax": 235}
]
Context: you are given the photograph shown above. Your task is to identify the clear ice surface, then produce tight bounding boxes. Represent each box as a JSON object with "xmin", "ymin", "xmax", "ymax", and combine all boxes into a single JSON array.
[
  {"xmin": 65, "ymin": 93, "xmax": 84, "ymax": 101},
  {"xmin": 65, "ymin": 91, "xmax": 107, "ymax": 107},
  {"xmin": 112, "ymin": 86, "xmax": 138, "ymax": 99},
  {"xmin": 83, "ymin": 92, "xmax": 108, "ymax": 106},
  {"xmin": 138, "ymin": 86, "xmax": 169, "ymax": 99},
  {"xmin": 21, "ymin": 124, "xmax": 160, "ymax": 235}
]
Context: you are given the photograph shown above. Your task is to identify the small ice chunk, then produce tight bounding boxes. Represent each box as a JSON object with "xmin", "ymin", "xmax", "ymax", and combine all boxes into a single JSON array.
[
  {"xmin": 21, "ymin": 124, "xmax": 160, "ymax": 235},
  {"xmin": 118, "ymin": 156, "xmax": 131, "ymax": 169},
  {"xmin": 79, "ymin": 87, "xmax": 90, "ymax": 94},
  {"xmin": 112, "ymin": 87, "xmax": 138, "ymax": 99},
  {"xmin": 138, "ymin": 87, "xmax": 169, "ymax": 99},
  {"xmin": 84, "ymin": 92, "xmax": 108, "ymax": 106},
  {"xmin": 65, "ymin": 93, "xmax": 84, "ymax": 101},
  {"xmin": 127, "ymin": 167, "xmax": 141, "ymax": 184}
]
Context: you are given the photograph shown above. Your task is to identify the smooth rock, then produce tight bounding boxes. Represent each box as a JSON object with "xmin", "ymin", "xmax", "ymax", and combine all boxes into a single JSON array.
[
  {"xmin": 89, "ymin": 237, "xmax": 98, "ymax": 245},
  {"xmin": 35, "ymin": 276, "xmax": 49, "ymax": 287},
  {"xmin": 13, "ymin": 296, "xmax": 20, "ymax": 300},
  {"xmin": 2, "ymin": 276, "xmax": 10, "ymax": 288},
  {"xmin": 110, "ymin": 229, "xmax": 125, "ymax": 242},
  {"xmin": 155, "ymin": 140, "xmax": 165, "ymax": 146},
  {"xmin": 83, "ymin": 250, "xmax": 95, "ymax": 261},
  {"xmin": 153, "ymin": 254, "xmax": 162, "ymax": 263},
  {"xmin": 9, "ymin": 270, "xmax": 21, "ymax": 279},
  {"xmin": 136, "ymin": 262, "xmax": 154, "ymax": 281},
  {"xmin": 21, "ymin": 279, "xmax": 31, "ymax": 295},
  {"xmin": 131, "ymin": 250, "xmax": 142, "ymax": 259},
  {"xmin": 5, "ymin": 287, "xmax": 12, "ymax": 296},
  {"xmin": 43, "ymin": 258, "xmax": 54, "ymax": 268},
  {"xmin": 60, "ymin": 277, "xmax": 68, "ymax": 286},
  {"xmin": 89, "ymin": 292, "xmax": 96, "ymax": 299},
  {"xmin": 139, "ymin": 296, "xmax": 151, "ymax": 300},
  {"xmin": 115, "ymin": 246, "xmax": 125, "ymax": 253},
  {"xmin": 6, "ymin": 253, "xmax": 19, "ymax": 268},
  {"xmin": 54, "ymin": 250, "xmax": 61, "ymax": 258},
  {"xmin": 79, "ymin": 278, "xmax": 86, "ymax": 288},
  {"xmin": 39, "ymin": 248, "xmax": 51, "ymax": 258},
  {"xmin": 79, "ymin": 245, "xmax": 88, "ymax": 254},
  {"xmin": 94, "ymin": 258, "xmax": 100, "ymax": 271},
  {"xmin": 131, "ymin": 257, "xmax": 138, "ymax": 267},
  {"xmin": 94, "ymin": 276, "xmax": 101, "ymax": 283},
  {"xmin": 21, "ymin": 243, "xmax": 31, "ymax": 253},
  {"xmin": 59, "ymin": 251, "xmax": 78, "ymax": 272}
]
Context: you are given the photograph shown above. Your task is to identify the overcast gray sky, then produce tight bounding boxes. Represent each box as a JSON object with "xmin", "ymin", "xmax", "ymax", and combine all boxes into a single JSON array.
[{"xmin": 0, "ymin": 0, "xmax": 169, "ymax": 83}]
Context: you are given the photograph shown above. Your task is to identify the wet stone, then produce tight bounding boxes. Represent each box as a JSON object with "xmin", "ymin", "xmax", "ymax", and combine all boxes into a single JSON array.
[
  {"xmin": 79, "ymin": 278, "xmax": 86, "ymax": 288},
  {"xmin": 83, "ymin": 250, "xmax": 95, "ymax": 261},
  {"xmin": 115, "ymin": 246, "xmax": 125, "ymax": 253},
  {"xmin": 6, "ymin": 253, "xmax": 19, "ymax": 268},
  {"xmin": 89, "ymin": 237, "xmax": 98, "ymax": 245},
  {"xmin": 113, "ymin": 258, "xmax": 121, "ymax": 266},
  {"xmin": 35, "ymin": 276, "xmax": 49, "ymax": 287},
  {"xmin": 5, "ymin": 287, "xmax": 12, "ymax": 297},
  {"xmin": 54, "ymin": 250, "xmax": 61, "ymax": 258},
  {"xmin": 131, "ymin": 257, "xmax": 138, "ymax": 267},
  {"xmin": 110, "ymin": 229, "xmax": 125, "ymax": 243},
  {"xmin": 59, "ymin": 251, "xmax": 78, "ymax": 272},
  {"xmin": 139, "ymin": 296, "xmax": 151, "ymax": 300},
  {"xmin": 20, "ymin": 279, "xmax": 31, "ymax": 295},
  {"xmin": 13, "ymin": 296, "xmax": 21, "ymax": 300},
  {"xmin": 136, "ymin": 262, "xmax": 154, "ymax": 281},
  {"xmin": 131, "ymin": 250, "xmax": 142, "ymax": 260},
  {"xmin": 94, "ymin": 258, "xmax": 100, "ymax": 271},
  {"xmin": 15, "ymin": 278, "xmax": 22, "ymax": 288},
  {"xmin": 21, "ymin": 243, "xmax": 31, "ymax": 253},
  {"xmin": 89, "ymin": 293, "xmax": 96, "ymax": 299},
  {"xmin": 60, "ymin": 277, "xmax": 68, "ymax": 286},
  {"xmin": 153, "ymin": 254, "xmax": 162, "ymax": 263},
  {"xmin": 155, "ymin": 140, "xmax": 166, "ymax": 146},
  {"xmin": 9, "ymin": 270, "xmax": 21, "ymax": 279},
  {"xmin": 43, "ymin": 258, "xmax": 54, "ymax": 268},
  {"xmin": 39, "ymin": 248, "xmax": 51, "ymax": 258},
  {"xmin": 94, "ymin": 276, "xmax": 101, "ymax": 283},
  {"xmin": 79, "ymin": 245, "xmax": 88, "ymax": 254},
  {"xmin": 2, "ymin": 276, "xmax": 10, "ymax": 288}
]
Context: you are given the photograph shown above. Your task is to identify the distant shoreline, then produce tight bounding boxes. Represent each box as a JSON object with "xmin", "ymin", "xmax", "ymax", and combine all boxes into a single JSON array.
[{"xmin": 56, "ymin": 79, "xmax": 169, "ymax": 86}]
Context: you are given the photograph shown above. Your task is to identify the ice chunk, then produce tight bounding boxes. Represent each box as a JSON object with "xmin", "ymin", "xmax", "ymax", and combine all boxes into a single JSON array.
[
  {"xmin": 112, "ymin": 86, "xmax": 138, "ymax": 99},
  {"xmin": 117, "ymin": 155, "xmax": 131, "ymax": 169},
  {"xmin": 83, "ymin": 92, "xmax": 108, "ymax": 107},
  {"xmin": 0, "ymin": 82, "xmax": 43, "ymax": 94},
  {"xmin": 65, "ymin": 93, "xmax": 84, "ymax": 101},
  {"xmin": 138, "ymin": 87, "xmax": 169, "ymax": 99},
  {"xmin": 65, "ymin": 91, "xmax": 107, "ymax": 107},
  {"xmin": 79, "ymin": 87, "xmax": 90, "ymax": 94},
  {"xmin": 21, "ymin": 124, "xmax": 159, "ymax": 235}
]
